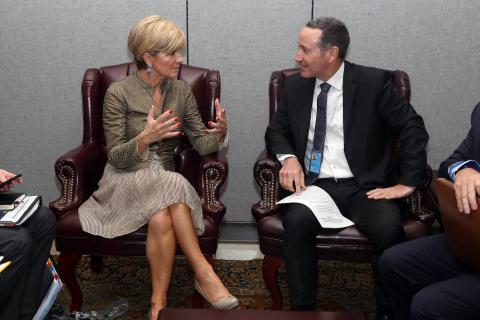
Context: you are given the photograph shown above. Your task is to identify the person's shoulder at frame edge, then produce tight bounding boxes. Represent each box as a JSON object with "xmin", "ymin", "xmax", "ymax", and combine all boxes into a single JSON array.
[
  {"xmin": 438, "ymin": 101, "xmax": 480, "ymax": 179},
  {"xmin": 470, "ymin": 101, "xmax": 480, "ymax": 125}
]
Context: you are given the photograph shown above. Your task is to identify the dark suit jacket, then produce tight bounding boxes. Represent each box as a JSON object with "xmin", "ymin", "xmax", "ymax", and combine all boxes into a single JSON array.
[
  {"xmin": 265, "ymin": 61, "xmax": 429, "ymax": 189},
  {"xmin": 438, "ymin": 102, "xmax": 480, "ymax": 179}
]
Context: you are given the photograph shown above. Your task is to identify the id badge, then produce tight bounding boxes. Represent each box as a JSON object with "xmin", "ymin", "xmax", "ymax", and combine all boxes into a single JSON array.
[{"xmin": 309, "ymin": 150, "xmax": 322, "ymax": 174}]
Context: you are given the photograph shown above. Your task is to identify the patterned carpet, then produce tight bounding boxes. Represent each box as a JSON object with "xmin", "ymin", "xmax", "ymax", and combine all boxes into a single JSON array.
[{"xmin": 54, "ymin": 256, "xmax": 375, "ymax": 319}]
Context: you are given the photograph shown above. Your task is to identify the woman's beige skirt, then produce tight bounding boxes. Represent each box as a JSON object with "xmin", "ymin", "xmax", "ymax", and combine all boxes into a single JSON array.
[{"xmin": 78, "ymin": 162, "xmax": 204, "ymax": 239}]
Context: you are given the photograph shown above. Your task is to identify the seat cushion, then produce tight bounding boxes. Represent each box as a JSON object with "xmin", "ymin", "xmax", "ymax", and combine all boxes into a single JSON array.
[{"xmin": 56, "ymin": 210, "xmax": 219, "ymax": 256}]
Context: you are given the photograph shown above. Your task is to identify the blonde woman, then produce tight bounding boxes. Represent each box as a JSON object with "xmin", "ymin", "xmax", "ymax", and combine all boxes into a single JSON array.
[{"xmin": 78, "ymin": 15, "xmax": 238, "ymax": 319}]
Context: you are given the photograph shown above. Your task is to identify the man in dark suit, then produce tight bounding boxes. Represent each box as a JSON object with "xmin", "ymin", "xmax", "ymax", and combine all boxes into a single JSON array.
[
  {"xmin": 265, "ymin": 17, "xmax": 428, "ymax": 317},
  {"xmin": 379, "ymin": 103, "xmax": 480, "ymax": 320},
  {"xmin": 0, "ymin": 168, "xmax": 56, "ymax": 320}
]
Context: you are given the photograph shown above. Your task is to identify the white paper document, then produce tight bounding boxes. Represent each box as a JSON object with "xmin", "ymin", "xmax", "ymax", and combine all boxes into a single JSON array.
[{"xmin": 277, "ymin": 186, "xmax": 354, "ymax": 228}]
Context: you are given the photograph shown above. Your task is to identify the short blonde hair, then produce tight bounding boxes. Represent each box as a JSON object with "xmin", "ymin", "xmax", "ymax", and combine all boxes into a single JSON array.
[{"xmin": 128, "ymin": 15, "xmax": 186, "ymax": 69}]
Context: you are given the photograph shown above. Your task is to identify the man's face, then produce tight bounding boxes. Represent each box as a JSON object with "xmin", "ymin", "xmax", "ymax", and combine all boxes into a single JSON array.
[{"xmin": 295, "ymin": 27, "xmax": 331, "ymax": 80}]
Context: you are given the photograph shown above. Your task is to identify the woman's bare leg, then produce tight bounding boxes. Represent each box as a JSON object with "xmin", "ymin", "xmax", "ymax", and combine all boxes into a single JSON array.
[
  {"xmin": 147, "ymin": 208, "xmax": 176, "ymax": 320},
  {"xmin": 168, "ymin": 203, "xmax": 230, "ymax": 301}
]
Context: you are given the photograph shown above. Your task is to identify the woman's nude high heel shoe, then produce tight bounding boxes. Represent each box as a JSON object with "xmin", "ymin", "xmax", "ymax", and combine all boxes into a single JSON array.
[{"xmin": 193, "ymin": 279, "xmax": 239, "ymax": 310}]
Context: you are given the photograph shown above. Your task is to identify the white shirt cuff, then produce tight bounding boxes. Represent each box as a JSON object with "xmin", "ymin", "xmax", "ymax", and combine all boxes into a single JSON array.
[{"xmin": 276, "ymin": 154, "xmax": 296, "ymax": 165}]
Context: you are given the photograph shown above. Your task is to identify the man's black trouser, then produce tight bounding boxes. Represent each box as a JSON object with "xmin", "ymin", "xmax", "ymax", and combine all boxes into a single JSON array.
[
  {"xmin": 0, "ymin": 206, "xmax": 56, "ymax": 320},
  {"xmin": 282, "ymin": 178, "xmax": 405, "ymax": 311},
  {"xmin": 379, "ymin": 233, "xmax": 480, "ymax": 320}
]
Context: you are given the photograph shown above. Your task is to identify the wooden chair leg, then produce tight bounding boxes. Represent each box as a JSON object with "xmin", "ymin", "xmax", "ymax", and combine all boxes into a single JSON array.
[
  {"xmin": 90, "ymin": 255, "xmax": 104, "ymax": 273},
  {"xmin": 193, "ymin": 255, "xmax": 215, "ymax": 308},
  {"xmin": 57, "ymin": 252, "xmax": 83, "ymax": 311},
  {"xmin": 263, "ymin": 255, "xmax": 283, "ymax": 310}
]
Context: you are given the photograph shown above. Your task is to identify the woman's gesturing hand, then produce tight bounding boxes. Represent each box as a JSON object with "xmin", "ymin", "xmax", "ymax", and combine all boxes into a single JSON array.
[
  {"xmin": 137, "ymin": 106, "xmax": 182, "ymax": 153},
  {"xmin": 205, "ymin": 99, "xmax": 227, "ymax": 136}
]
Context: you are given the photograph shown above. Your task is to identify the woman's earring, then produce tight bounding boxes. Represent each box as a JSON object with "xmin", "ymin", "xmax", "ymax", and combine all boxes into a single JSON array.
[{"xmin": 146, "ymin": 64, "xmax": 152, "ymax": 75}]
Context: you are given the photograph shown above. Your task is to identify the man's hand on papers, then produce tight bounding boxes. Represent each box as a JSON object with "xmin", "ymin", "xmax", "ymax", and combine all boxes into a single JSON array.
[
  {"xmin": 454, "ymin": 167, "xmax": 480, "ymax": 214},
  {"xmin": 366, "ymin": 184, "xmax": 415, "ymax": 200},
  {"xmin": 279, "ymin": 157, "xmax": 305, "ymax": 193}
]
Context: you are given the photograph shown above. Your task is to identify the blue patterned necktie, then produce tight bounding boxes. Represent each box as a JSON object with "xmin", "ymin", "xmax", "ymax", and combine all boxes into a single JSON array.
[{"xmin": 306, "ymin": 82, "xmax": 331, "ymax": 185}]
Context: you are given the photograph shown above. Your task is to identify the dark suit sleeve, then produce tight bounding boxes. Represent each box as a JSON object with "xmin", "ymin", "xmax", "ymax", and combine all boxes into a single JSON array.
[
  {"xmin": 265, "ymin": 79, "xmax": 296, "ymax": 156},
  {"xmin": 438, "ymin": 103, "xmax": 480, "ymax": 180},
  {"xmin": 377, "ymin": 72, "xmax": 429, "ymax": 188}
]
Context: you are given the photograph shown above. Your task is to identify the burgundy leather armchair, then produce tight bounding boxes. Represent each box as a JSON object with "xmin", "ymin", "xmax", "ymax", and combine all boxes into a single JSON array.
[
  {"xmin": 49, "ymin": 62, "xmax": 228, "ymax": 311},
  {"xmin": 252, "ymin": 68, "xmax": 435, "ymax": 310}
]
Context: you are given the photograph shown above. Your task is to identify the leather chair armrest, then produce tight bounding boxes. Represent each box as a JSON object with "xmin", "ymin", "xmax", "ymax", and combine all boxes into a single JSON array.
[
  {"xmin": 407, "ymin": 164, "xmax": 436, "ymax": 224},
  {"xmin": 49, "ymin": 142, "xmax": 107, "ymax": 220},
  {"xmin": 199, "ymin": 149, "xmax": 228, "ymax": 225},
  {"xmin": 175, "ymin": 144, "xmax": 227, "ymax": 225},
  {"xmin": 252, "ymin": 149, "xmax": 282, "ymax": 221},
  {"xmin": 175, "ymin": 141, "xmax": 201, "ymax": 187}
]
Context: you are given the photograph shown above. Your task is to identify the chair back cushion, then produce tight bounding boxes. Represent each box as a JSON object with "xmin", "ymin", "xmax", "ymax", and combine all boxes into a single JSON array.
[{"xmin": 81, "ymin": 62, "xmax": 220, "ymax": 145}]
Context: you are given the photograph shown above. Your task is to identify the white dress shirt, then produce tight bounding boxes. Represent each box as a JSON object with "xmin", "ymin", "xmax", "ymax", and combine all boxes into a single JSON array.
[{"xmin": 278, "ymin": 62, "xmax": 353, "ymax": 179}]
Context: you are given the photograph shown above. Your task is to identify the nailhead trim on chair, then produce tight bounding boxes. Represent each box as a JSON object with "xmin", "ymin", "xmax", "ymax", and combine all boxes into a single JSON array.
[
  {"xmin": 258, "ymin": 167, "xmax": 276, "ymax": 209},
  {"xmin": 407, "ymin": 165, "xmax": 435, "ymax": 223},
  {"xmin": 53, "ymin": 161, "xmax": 76, "ymax": 209},
  {"xmin": 202, "ymin": 164, "xmax": 225, "ymax": 210}
]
